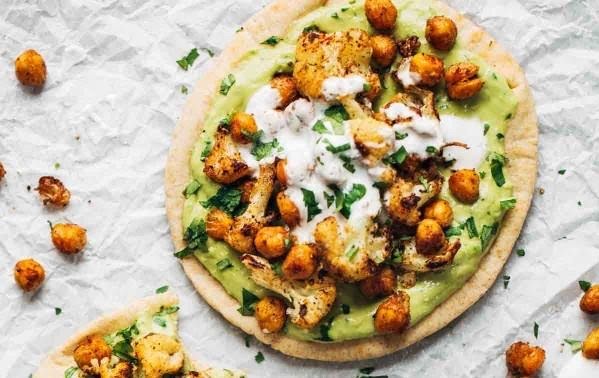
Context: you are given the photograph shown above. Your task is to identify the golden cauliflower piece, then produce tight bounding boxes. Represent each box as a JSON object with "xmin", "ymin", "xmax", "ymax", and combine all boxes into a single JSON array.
[
  {"xmin": 224, "ymin": 164, "xmax": 275, "ymax": 254},
  {"xmin": 580, "ymin": 284, "xmax": 599, "ymax": 314},
  {"xmin": 36, "ymin": 176, "xmax": 70, "ymax": 207},
  {"xmin": 314, "ymin": 216, "xmax": 389, "ymax": 282},
  {"xmin": 99, "ymin": 360, "xmax": 133, "ymax": 378},
  {"xmin": 51, "ymin": 223, "xmax": 87, "ymax": 254},
  {"xmin": 240, "ymin": 254, "xmax": 336, "ymax": 329},
  {"xmin": 398, "ymin": 237, "xmax": 461, "ymax": 272},
  {"xmin": 505, "ymin": 341, "xmax": 545, "ymax": 376},
  {"xmin": 203, "ymin": 128, "xmax": 251, "ymax": 185},
  {"xmin": 14, "ymin": 258, "xmax": 45, "ymax": 292},
  {"xmin": 133, "ymin": 333, "xmax": 185, "ymax": 378},
  {"xmin": 348, "ymin": 117, "xmax": 395, "ymax": 167},
  {"xmin": 386, "ymin": 177, "xmax": 443, "ymax": 226},
  {"xmin": 15, "ymin": 49, "xmax": 47, "ymax": 87},
  {"xmin": 73, "ymin": 334, "xmax": 112, "ymax": 374},
  {"xmin": 293, "ymin": 29, "xmax": 380, "ymax": 100}
]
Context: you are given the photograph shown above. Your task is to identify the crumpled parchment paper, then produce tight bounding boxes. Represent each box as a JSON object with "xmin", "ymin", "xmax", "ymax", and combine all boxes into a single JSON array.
[{"xmin": 1, "ymin": 0, "xmax": 598, "ymax": 377}]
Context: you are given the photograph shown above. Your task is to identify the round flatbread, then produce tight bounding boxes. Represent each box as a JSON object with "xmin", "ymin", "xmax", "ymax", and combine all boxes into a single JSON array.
[{"xmin": 165, "ymin": 0, "xmax": 537, "ymax": 361}]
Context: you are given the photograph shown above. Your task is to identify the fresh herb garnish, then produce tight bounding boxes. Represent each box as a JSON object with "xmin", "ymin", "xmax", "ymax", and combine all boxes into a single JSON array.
[
  {"xmin": 219, "ymin": 74, "xmax": 236, "ymax": 95},
  {"xmin": 316, "ymin": 320, "xmax": 333, "ymax": 341},
  {"xmin": 255, "ymin": 351, "xmax": 265, "ymax": 363},
  {"xmin": 218, "ymin": 114, "xmax": 232, "ymax": 128},
  {"xmin": 156, "ymin": 285, "xmax": 169, "ymax": 294},
  {"xmin": 244, "ymin": 335, "xmax": 251, "ymax": 347},
  {"xmin": 64, "ymin": 367, "xmax": 79, "ymax": 378},
  {"xmin": 480, "ymin": 223, "xmax": 499, "ymax": 250},
  {"xmin": 176, "ymin": 48, "xmax": 200, "ymax": 71},
  {"xmin": 200, "ymin": 47, "xmax": 214, "ymax": 57},
  {"xmin": 201, "ymin": 186, "xmax": 244, "ymax": 216},
  {"xmin": 496, "ymin": 133, "xmax": 504, "ymax": 140},
  {"xmin": 505, "ymin": 113, "xmax": 512, "ymax": 120},
  {"xmin": 360, "ymin": 367, "xmax": 376, "ymax": 375},
  {"xmin": 363, "ymin": 83, "xmax": 371, "ymax": 92},
  {"xmin": 270, "ymin": 261, "xmax": 283, "ymax": 276},
  {"xmin": 181, "ymin": 85, "xmax": 188, "ymax": 94},
  {"xmin": 301, "ymin": 188, "xmax": 322, "ymax": 221},
  {"xmin": 182, "ymin": 180, "xmax": 201, "ymax": 198},
  {"xmin": 395, "ymin": 131, "xmax": 408, "ymax": 140},
  {"xmin": 479, "ymin": 171, "xmax": 486, "ymax": 179},
  {"xmin": 331, "ymin": 12, "xmax": 340, "ymax": 19},
  {"xmin": 156, "ymin": 305, "xmax": 180, "ymax": 315},
  {"xmin": 261, "ymin": 36, "xmax": 282, "ymax": 46},
  {"xmin": 373, "ymin": 181, "xmax": 388, "ymax": 191},
  {"xmin": 345, "ymin": 245, "xmax": 359, "ymax": 261},
  {"xmin": 174, "ymin": 219, "xmax": 208, "ymax": 258},
  {"xmin": 324, "ymin": 105, "xmax": 349, "ymax": 123},
  {"xmin": 418, "ymin": 176, "xmax": 430, "ymax": 193},
  {"xmin": 153, "ymin": 316, "xmax": 167, "ymax": 327},
  {"xmin": 503, "ymin": 275, "xmax": 510, "ymax": 289},
  {"xmin": 200, "ymin": 140, "xmax": 213, "ymax": 160},
  {"xmin": 55, "ymin": 307, "xmax": 62, "ymax": 315},
  {"xmin": 564, "ymin": 339, "xmax": 583, "ymax": 353},
  {"xmin": 112, "ymin": 340, "xmax": 138, "ymax": 363},
  {"xmin": 339, "ymin": 154, "xmax": 356, "ymax": 173},
  {"xmin": 383, "ymin": 146, "xmax": 408, "ymax": 166},
  {"xmin": 54, "ymin": 162, "xmax": 60, "ymax": 169},
  {"xmin": 500, "ymin": 197, "xmax": 517, "ymax": 210},
  {"xmin": 248, "ymin": 131, "xmax": 280, "ymax": 161},
  {"xmin": 558, "ymin": 169, "xmax": 566, "ymax": 175},
  {"xmin": 463, "ymin": 217, "xmax": 478, "ymax": 238},
  {"xmin": 445, "ymin": 227, "xmax": 462, "ymax": 237},
  {"xmin": 324, "ymin": 140, "xmax": 351, "ymax": 154},
  {"xmin": 579, "ymin": 280, "xmax": 592, "ymax": 292},
  {"xmin": 483, "ymin": 123, "xmax": 490, "ymax": 135},
  {"xmin": 490, "ymin": 153, "xmax": 507, "ymax": 187},
  {"xmin": 340, "ymin": 183, "xmax": 366, "ymax": 218},
  {"xmin": 238, "ymin": 288, "xmax": 260, "ymax": 316},
  {"xmin": 426, "ymin": 146, "xmax": 438, "ymax": 154},
  {"xmin": 516, "ymin": 248, "xmax": 525, "ymax": 257},
  {"xmin": 391, "ymin": 247, "xmax": 404, "ymax": 263},
  {"xmin": 217, "ymin": 258, "xmax": 233, "ymax": 271},
  {"xmin": 533, "ymin": 322, "xmax": 539, "ymax": 338},
  {"xmin": 312, "ymin": 120, "xmax": 330, "ymax": 134}
]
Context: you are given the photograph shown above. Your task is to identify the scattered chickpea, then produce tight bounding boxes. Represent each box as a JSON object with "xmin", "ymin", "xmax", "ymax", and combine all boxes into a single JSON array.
[
  {"xmin": 282, "ymin": 244, "xmax": 317, "ymax": 280},
  {"xmin": 36, "ymin": 176, "xmax": 70, "ymax": 207},
  {"xmin": 254, "ymin": 226, "xmax": 290, "ymax": 259},
  {"xmin": 51, "ymin": 223, "xmax": 87, "ymax": 254},
  {"xmin": 359, "ymin": 266, "xmax": 397, "ymax": 299},
  {"xmin": 254, "ymin": 296, "xmax": 287, "ymax": 333},
  {"xmin": 415, "ymin": 219, "xmax": 446, "ymax": 254},
  {"xmin": 425, "ymin": 16, "xmax": 458, "ymax": 51},
  {"xmin": 423, "ymin": 199, "xmax": 454, "ymax": 228},
  {"xmin": 230, "ymin": 112, "xmax": 258, "ymax": 144},
  {"xmin": 410, "ymin": 53, "xmax": 444, "ymax": 87},
  {"xmin": 365, "ymin": 0, "xmax": 397, "ymax": 31},
  {"xmin": 15, "ymin": 49, "xmax": 47, "ymax": 87},
  {"xmin": 276, "ymin": 192, "xmax": 300, "ymax": 228},
  {"xmin": 580, "ymin": 284, "xmax": 599, "ymax": 314},
  {"xmin": 73, "ymin": 334, "xmax": 112, "ymax": 372},
  {"xmin": 14, "ymin": 258, "xmax": 45, "ymax": 292},
  {"xmin": 0, "ymin": 162, "xmax": 5, "ymax": 182},
  {"xmin": 370, "ymin": 35, "xmax": 397, "ymax": 68},
  {"xmin": 448, "ymin": 169, "xmax": 480, "ymax": 204},
  {"xmin": 373, "ymin": 291, "xmax": 410, "ymax": 334},
  {"xmin": 505, "ymin": 342, "xmax": 545, "ymax": 377},
  {"xmin": 276, "ymin": 160, "xmax": 288, "ymax": 186},
  {"xmin": 583, "ymin": 327, "xmax": 599, "ymax": 360},
  {"xmin": 270, "ymin": 75, "xmax": 298, "ymax": 109},
  {"xmin": 445, "ymin": 62, "xmax": 484, "ymax": 100},
  {"xmin": 206, "ymin": 208, "xmax": 233, "ymax": 240}
]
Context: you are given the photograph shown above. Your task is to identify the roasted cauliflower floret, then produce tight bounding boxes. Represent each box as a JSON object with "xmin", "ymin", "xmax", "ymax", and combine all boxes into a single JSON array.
[
  {"xmin": 203, "ymin": 128, "xmax": 251, "ymax": 185},
  {"xmin": 133, "ymin": 333, "xmax": 184, "ymax": 378},
  {"xmin": 293, "ymin": 29, "xmax": 380, "ymax": 100},
  {"xmin": 14, "ymin": 258, "xmax": 45, "ymax": 292},
  {"xmin": 383, "ymin": 86, "xmax": 439, "ymax": 125},
  {"xmin": 206, "ymin": 208, "xmax": 233, "ymax": 241},
  {"xmin": 314, "ymin": 216, "xmax": 389, "ymax": 282},
  {"xmin": 398, "ymin": 237, "xmax": 461, "ymax": 272},
  {"xmin": 99, "ymin": 360, "xmax": 133, "ymax": 378},
  {"xmin": 240, "ymin": 254, "xmax": 336, "ymax": 329},
  {"xmin": 348, "ymin": 117, "xmax": 395, "ymax": 167},
  {"xmin": 73, "ymin": 335, "xmax": 112, "ymax": 374},
  {"xmin": 386, "ymin": 177, "xmax": 442, "ymax": 226},
  {"xmin": 224, "ymin": 164, "xmax": 275, "ymax": 254},
  {"xmin": 270, "ymin": 75, "xmax": 299, "ymax": 109},
  {"xmin": 374, "ymin": 291, "xmax": 410, "ymax": 334},
  {"xmin": 359, "ymin": 266, "xmax": 397, "ymax": 299},
  {"xmin": 580, "ymin": 284, "xmax": 599, "ymax": 314},
  {"xmin": 15, "ymin": 49, "xmax": 47, "ymax": 87},
  {"xmin": 276, "ymin": 191, "xmax": 301, "ymax": 228},
  {"xmin": 505, "ymin": 342, "xmax": 545, "ymax": 376},
  {"xmin": 36, "ymin": 176, "xmax": 70, "ymax": 207}
]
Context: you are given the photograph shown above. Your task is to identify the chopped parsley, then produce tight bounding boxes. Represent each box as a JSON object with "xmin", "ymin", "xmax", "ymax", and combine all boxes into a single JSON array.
[
  {"xmin": 490, "ymin": 153, "xmax": 507, "ymax": 187},
  {"xmin": 479, "ymin": 171, "xmax": 486, "ymax": 179},
  {"xmin": 324, "ymin": 104, "xmax": 349, "ymax": 123},
  {"xmin": 316, "ymin": 319, "xmax": 333, "ymax": 341},
  {"xmin": 383, "ymin": 146, "xmax": 408, "ymax": 166},
  {"xmin": 425, "ymin": 146, "xmax": 438, "ymax": 154},
  {"xmin": 181, "ymin": 85, "xmax": 188, "ymax": 94},
  {"xmin": 155, "ymin": 285, "xmax": 169, "ymax": 294},
  {"xmin": 246, "ymin": 130, "xmax": 280, "ymax": 160},
  {"xmin": 359, "ymin": 367, "xmax": 376, "ymax": 375},
  {"xmin": 500, "ymin": 197, "xmax": 517, "ymax": 210},
  {"xmin": 261, "ymin": 36, "xmax": 282, "ymax": 46},
  {"xmin": 301, "ymin": 188, "xmax": 322, "ymax": 221},
  {"xmin": 324, "ymin": 187, "xmax": 344, "ymax": 211},
  {"xmin": 516, "ymin": 248, "xmax": 525, "ymax": 257},
  {"xmin": 218, "ymin": 114, "xmax": 232, "ymax": 128},
  {"xmin": 303, "ymin": 24, "xmax": 321, "ymax": 33},
  {"xmin": 324, "ymin": 139, "xmax": 351, "ymax": 154},
  {"xmin": 579, "ymin": 280, "xmax": 591, "ymax": 292},
  {"xmin": 564, "ymin": 339, "xmax": 583, "ymax": 353},
  {"xmin": 463, "ymin": 217, "xmax": 478, "ymax": 238},
  {"xmin": 395, "ymin": 131, "xmax": 408, "ymax": 140},
  {"xmin": 480, "ymin": 223, "xmax": 499, "ymax": 250},
  {"xmin": 331, "ymin": 12, "xmax": 340, "ymax": 19},
  {"xmin": 219, "ymin": 74, "xmax": 236, "ymax": 95},
  {"xmin": 153, "ymin": 316, "xmax": 167, "ymax": 327},
  {"xmin": 255, "ymin": 351, "xmax": 265, "ymax": 363},
  {"xmin": 483, "ymin": 123, "xmax": 490, "ymax": 135},
  {"xmin": 270, "ymin": 261, "xmax": 283, "ymax": 276},
  {"xmin": 238, "ymin": 288, "xmax": 259, "ymax": 316},
  {"xmin": 373, "ymin": 181, "xmax": 388, "ymax": 191},
  {"xmin": 55, "ymin": 307, "xmax": 62, "ymax": 315},
  {"xmin": 503, "ymin": 275, "xmax": 510, "ymax": 289},
  {"xmin": 340, "ymin": 183, "xmax": 366, "ymax": 218},
  {"xmin": 182, "ymin": 180, "xmax": 201, "ymax": 198},
  {"xmin": 496, "ymin": 133, "xmax": 504, "ymax": 140},
  {"xmin": 445, "ymin": 227, "xmax": 462, "ymax": 237},
  {"xmin": 174, "ymin": 219, "xmax": 208, "ymax": 258},
  {"xmin": 176, "ymin": 48, "xmax": 200, "ymax": 71},
  {"xmin": 339, "ymin": 154, "xmax": 356, "ymax": 173},
  {"xmin": 217, "ymin": 258, "xmax": 233, "ymax": 271},
  {"xmin": 418, "ymin": 176, "xmax": 430, "ymax": 193},
  {"xmin": 558, "ymin": 169, "xmax": 566, "ymax": 175},
  {"xmin": 533, "ymin": 322, "xmax": 539, "ymax": 338},
  {"xmin": 345, "ymin": 245, "xmax": 359, "ymax": 261},
  {"xmin": 54, "ymin": 162, "xmax": 60, "ymax": 169},
  {"xmin": 112, "ymin": 340, "xmax": 138, "ymax": 363},
  {"xmin": 244, "ymin": 335, "xmax": 251, "ymax": 347},
  {"xmin": 391, "ymin": 247, "xmax": 404, "ymax": 264},
  {"xmin": 201, "ymin": 186, "xmax": 245, "ymax": 216},
  {"xmin": 156, "ymin": 305, "xmax": 179, "ymax": 315},
  {"xmin": 312, "ymin": 120, "xmax": 330, "ymax": 134},
  {"xmin": 200, "ymin": 140, "xmax": 213, "ymax": 160}
]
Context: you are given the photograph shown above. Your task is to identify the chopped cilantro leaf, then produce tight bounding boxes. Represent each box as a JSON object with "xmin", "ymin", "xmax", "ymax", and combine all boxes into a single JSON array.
[
  {"xmin": 564, "ymin": 339, "xmax": 583, "ymax": 353},
  {"xmin": 155, "ymin": 285, "xmax": 169, "ymax": 294},
  {"xmin": 558, "ymin": 169, "xmax": 566, "ymax": 175},
  {"xmin": 201, "ymin": 186, "xmax": 243, "ymax": 215},
  {"xmin": 505, "ymin": 113, "xmax": 512, "ymax": 120},
  {"xmin": 395, "ymin": 131, "xmax": 408, "ymax": 140},
  {"xmin": 252, "ymin": 137, "xmax": 280, "ymax": 161},
  {"xmin": 255, "ymin": 351, "xmax": 265, "ymax": 363},
  {"xmin": 445, "ymin": 227, "xmax": 462, "ymax": 237},
  {"xmin": 200, "ymin": 140, "xmax": 213, "ymax": 160},
  {"xmin": 217, "ymin": 258, "xmax": 233, "ymax": 271},
  {"xmin": 418, "ymin": 176, "xmax": 430, "ymax": 193},
  {"xmin": 182, "ymin": 180, "xmax": 201, "ymax": 198},
  {"xmin": 112, "ymin": 340, "xmax": 138, "ymax": 363},
  {"xmin": 55, "ymin": 307, "xmax": 62, "ymax": 315},
  {"xmin": 483, "ymin": 123, "xmax": 490, "ymax": 135},
  {"xmin": 383, "ymin": 146, "xmax": 408, "ymax": 166},
  {"xmin": 360, "ymin": 367, "xmax": 376, "ymax": 375},
  {"xmin": 426, "ymin": 146, "xmax": 438, "ymax": 154},
  {"xmin": 181, "ymin": 85, "xmax": 188, "ymax": 94},
  {"xmin": 331, "ymin": 12, "xmax": 340, "ymax": 19},
  {"xmin": 153, "ymin": 316, "xmax": 167, "ymax": 327},
  {"xmin": 480, "ymin": 222, "xmax": 499, "ymax": 250},
  {"xmin": 261, "ymin": 36, "xmax": 282, "ymax": 46},
  {"xmin": 301, "ymin": 188, "xmax": 322, "ymax": 221},
  {"xmin": 244, "ymin": 335, "xmax": 251, "ymax": 347},
  {"xmin": 533, "ymin": 322, "xmax": 539, "ymax": 338},
  {"xmin": 516, "ymin": 248, "xmax": 525, "ymax": 257},
  {"xmin": 176, "ymin": 48, "xmax": 199, "ymax": 71},
  {"xmin": 339, "ymin": 154, "xmax": 356, "ymax": 173},
  {"xmin": 174, "ymin": 219, "xmax": 208, "ymax": 258},
  {"xmin": 270, "ymin": 261, "xmax": 283, "ymax": 276},
  {"xmin": 324, "ymin": 140, "xmax": 351, "ymax": 154},
  {"xmin": 503, "ymin": 275, "xmax": 510, "ymax": 289},
  {"xmin": 490, "ymin": 153, "xmax": 507, "ymax": 187},
  {"xmin": 219, "ymin": 74, "xmax": 236, "ymax": 95},
  {"xmin": 218, "ymin": 114, "xmax": 232, "ymax": 128},
  {"xmin": 479, "ymin": 171, "xmax": 486, "ymax": 179},
  {"xmin": 64, "ymin": 367, "xmax": 78, "ymax": 378},
  {"xmin": 238, "ymin": 288, "xmax": 259, "ymax": 316},
  {"xmin": 363, "ymin": 83, "xmax": 371, "ymax": 92},
  {"xmin": 312, "ymin": 120, "xmax": 330, "ymax": 134},
  {"xmin": 345, "ymin": 245, "xmax": 359, "ymax": 261},
  {"xmin": 324, "ymin": 105, "xmax": 349, "ymax": 123},
  {"xmin": 496, "ymin": 133, "xmax": 504, "ymax": 140},
  {"xmin": 340, "ymin": 183, "xmax": 366, "ymax": 218},
  {"xmin": 463, "ymin": 217, "xmax": 478, "ymax": 238},
  {"xmin": 500, "ymin": 197, "xmax": 517, "ymax": 210},
  {"xmin": 303, "ymin": 24, "xmax": 321, "ymax": 33},
  {"xmin": 579, "ymin": 280, "xmax": 591, "ymax": 292}
]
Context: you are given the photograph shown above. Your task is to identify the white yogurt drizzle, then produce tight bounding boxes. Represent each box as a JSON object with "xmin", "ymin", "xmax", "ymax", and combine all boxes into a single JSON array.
[
  {"xmin": 321, "ymin": 75, "xmax": 367, "ymax": 101},
  {"xmin": 395, "ymin": 57, "xmax": 421, "ymax": 88}
]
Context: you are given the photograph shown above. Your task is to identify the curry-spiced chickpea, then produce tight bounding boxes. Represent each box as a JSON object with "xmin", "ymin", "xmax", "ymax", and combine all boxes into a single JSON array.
[
  {"xmin": 423, "ymin": 199, "xmax": 454, "ymax": 228},
  {"xmin": 415, "ymin": 219, "xmax": 446, "ymax": 254},
  {"xmin": 254, "ymin": 226, "xmax": 290, "ymax": 259},
  {"xmin": 445, "ymin": 62, "xmax": 484, "ymax": 100},
  {"xmin": 505, "ymin": 342, "xmax": 546, "ymax": 377},
  {"xmin": 270, "ymin": 75, "xmax": 298, "ymax": 109},
  {"xmin": 359, "ymin": 266, "xmax": 397, "ymax": 299},
  {"xmin": 410, "ymin": 53, "xmax": 444, "ymax": 87},
  {"xmin": 0, "ymin": 162, "xmax": 5, "ymax": 181},
  {"xmin": 276, "ymin": 159, "xmax": 288, "ymax": 186},
  {"xmin": 425, "ymin": 16, "xmax": 458, "ymax": 51},
  {"xmin": 230, "ymin": 112, "xmax": 258, "ymax": 144},
  {"xmin": 370, "ymin": 35, "xmax": 398, "ymax": 68},
  {"xmin": 206, "ymin": 208, "xmax": 233, "ymax": 240},
  {"xmin": 276, "ymin": 192, "xmax": 300, "ymax": 228},
  {"xmin": 373, "ymin": 291, "xmax": 410, "ymax": 334},
  {"xmin": 583, "ymin": 327, "xmax": 599, "ymax": 360},
  {"xmin": 14, "ymin": 258, "xmax": 45, "ymax": 292},
  {"xmin": 36, "ymin": 176, "xmax": 70, "ymax": 207},
  {"xmin": 580, "ymin": 284, "xmax": 599, "ymax": 314},
  {"xmin": 51, "ymin": 223, "xmax": 87, "ymax": 254},
  {"xmin": 254, "ymin": 296, "xmax": 287, "ymax": 333},
  {"xmin": 15, "ymin": 49, "xmax": 47, "ymax": 87},
  {"xmin": 282, "ymin": 244, "xmax": 317, "ymax": 280},
  {"xmin": 73, "ymin": 335, "xmax": 112, "ymax": 372},
  {"xmin": 449, "ymin": 169, "xmax": 480, "ymax": 204},
  {"xmin": 365, "ymin": 0, "xmax": 397, "ymax": 31}
]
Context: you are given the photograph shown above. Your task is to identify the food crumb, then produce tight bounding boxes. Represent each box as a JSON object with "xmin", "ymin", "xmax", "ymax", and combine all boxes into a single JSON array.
[{"xmin": 538, "ymin": 188, "xmax": 545, "ymax": 195}]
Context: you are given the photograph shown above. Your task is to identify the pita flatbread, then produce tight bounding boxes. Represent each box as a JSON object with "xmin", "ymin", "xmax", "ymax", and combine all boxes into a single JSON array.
[{"xmin": 165, "ymin": 0, "xmax": 537, "ymax": 361}]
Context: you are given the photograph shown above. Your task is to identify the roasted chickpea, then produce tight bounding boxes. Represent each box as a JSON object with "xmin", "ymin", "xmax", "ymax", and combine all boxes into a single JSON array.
[
  {"xmin": 276, "ymin": 192, "xmax": 300, "ymax": 228},
  {"xmin": 445, "ymin": 62, "xmax": 484, "ymax": 100},
  {"xmin": 583, "ymin": 327, "xmax": 599, "ymax": 360},
  {"xmin": 254, "ymin": 296, "xmax": 287, "ymax": 333},
  {"xmin": 73, "ymin": 335, "xmax": 112, "ymax": 371},
  {"xmin": 230, "ymin": 112, "xmax": 258, "ymax": 144},
  {"xmin": 0, "ymin": 162, "xmax": 5, "ymax": 182},
  {"xmin": 425, "ymin": 16, "xmax": 458, "ymax": 51},
  {"xmin": 254, "ymin": 226, "xmax": 290, "ymax": 259},
  {"xmin": 374, "ymin": 291, "xmax": 410, "ymax": 334},
  {"xmin": 415, "ymin": 219, "xmax": 446, "ymax": 254},
  {"xmin": 36, "ymin": 176, "xmax": 70, "ymax": 207},
  {"xmin": 505, "ymin": 342, "xmax": 545, "ymax": 377},
  {"xmin": 282, "ymin": 244, "xmax": 317, "ymax": 280},
  {"xmin": 206, "ymin": 208, "xmax": 233, "ymax": 240},
  {"xmin": 449, "ymin": 169, "xmax": 480, "ymax": 204},
  {"xmin": 15, "ymin": 49, "xmax": 47, "ymax": 87},
  {"xmin": 276, "ymin": 159, "xmax": 288, "ymax": 186},
  {"xmin": 371, "ymin": 35, "xmax": 397, "ymax": 68},
  {"xmin": 580, "ymin": 284, "xmax": 599, "ymax": 314},
  {"xmin": 359, "ymin": 266, "xmax": 397, "ymax": 299},
  {"xmin": 270, "ymin": 75, "xmax": 298, "ymax": 109},
  {"xmin": 365, "ymin": 0, "xmax": 397, "ymax": 31},
  {"xmin": 14, "ymin": 258, "xmax": 45, "ymax": 292},
  {"xmin": 423, "ymin": 199, "xmax": 454, "ymax": 228},
  {"xmin": 51, "ymin": 223, "xmax": 87, "ymax": 254},
  {"xmin": 239, "ymin": 179, "xmax": 255, "ymax": 204},
  {"xmin": 410, "ymin": 53, "xmax": 444, "ymax": 87}
]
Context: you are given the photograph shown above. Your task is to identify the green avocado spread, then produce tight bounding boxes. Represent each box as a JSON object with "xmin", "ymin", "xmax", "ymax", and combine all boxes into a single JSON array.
[{"xmin": 181, "ymin": 0, "xmax": 516, "ymax": 342}]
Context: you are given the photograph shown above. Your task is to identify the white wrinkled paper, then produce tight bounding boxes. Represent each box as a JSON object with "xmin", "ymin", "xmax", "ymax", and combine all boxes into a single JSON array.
[{"xmin": 1, "ymin": 0, "xmax": 598, "ymax": 377}]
